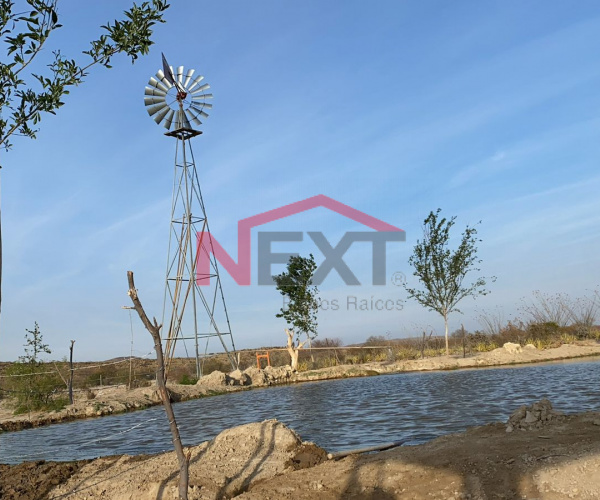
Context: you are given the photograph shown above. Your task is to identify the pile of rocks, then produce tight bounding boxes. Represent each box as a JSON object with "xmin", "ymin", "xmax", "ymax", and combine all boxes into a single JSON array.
[
  {"xmin": 197, "ymin": 365, "xmax": 295, "ymax": 388},
  {"xmin": 506, "ymin": 398, "xmax": 565, "ymax": 432},
  {"xmin": 245, "ymin": 365, "xmax": 294, "ymax": 385}
]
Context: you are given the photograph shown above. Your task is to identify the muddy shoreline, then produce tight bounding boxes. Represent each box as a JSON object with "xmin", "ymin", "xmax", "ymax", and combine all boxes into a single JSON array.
[{"xmin": 1, "ymin": 341, "xmax": 599, "ymax": 433}]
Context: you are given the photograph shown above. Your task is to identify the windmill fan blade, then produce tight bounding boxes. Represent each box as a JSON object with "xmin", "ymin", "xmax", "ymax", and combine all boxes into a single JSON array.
[
  {"xmin": 187, "ymin": 110, "xmax": 202, "ymax": 127},
  {"xmin": 190, "ymin": 105, "xmax": 209, "ymax": 119},
  {"xmin": 157, "ymin": 70, "xmax": 173, "ymax": 89},
  {"xmin": 187, "ymin": 107, "xmax": 203, "ymax": 120},
  {"xmin": 153, "ymin": 105, "xmax": 171, "ymax": 124},
  {"xmin": 144, "ymin": 96, "xmax": 167, "ymax": 106},
  {"xmin": 191, "ymin": 83, "xmax": 210, "ymax": 94},
  {"xmin": 183, "ymin": 69, "xmax": 195, "ymax": 88},
  {"xmin": 191, "ymin": 93, "xmax": 213, "ymax": 100},
  {"xmin": 163, "ymin": 109, "xmax": 175, "ymax": 129},
  {"xmin": 146, "ymin": 102, "xmax": 169, "ymax": 117},
  {"xmin": 176, "ymin": 66, "xmax": 184, "ymax": 84},
  {"xmin": 191, "ymin": 99, "xmax": 213, "ymax": 109},
  {"xmin": 148, "ymin": 76, "xmax": 169, "ymax": 93},
  {"xmin": 190, "ymin": 84, "xmax": 211, "ymax": 95},
  {"xmin": 145, "ymin": 87, "xmax": 167, "ymax": 97},
  {"xmin": 187, "ymin": 75, "xmax": 205, "ymax": 92}
]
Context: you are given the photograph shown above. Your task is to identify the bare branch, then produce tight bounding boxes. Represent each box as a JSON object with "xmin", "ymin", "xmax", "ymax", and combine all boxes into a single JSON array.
[{"xmin": 127, "ymin": 271, "xmax": 189, "ymax": 500}]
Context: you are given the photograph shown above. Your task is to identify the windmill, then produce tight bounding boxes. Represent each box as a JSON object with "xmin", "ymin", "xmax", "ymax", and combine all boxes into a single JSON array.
[{"xmin": 144, "ymin": 54, "xmax": 238, "ymax": 377}]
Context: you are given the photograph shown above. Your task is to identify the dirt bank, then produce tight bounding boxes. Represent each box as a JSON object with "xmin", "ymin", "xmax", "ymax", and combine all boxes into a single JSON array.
[
  {"xmin": 1, "ymin": 400, "xmax": 600, "ymax": 499},
  {"xmin": 1, "ymin": 341, "xmax": 599, "ymax": 432}
]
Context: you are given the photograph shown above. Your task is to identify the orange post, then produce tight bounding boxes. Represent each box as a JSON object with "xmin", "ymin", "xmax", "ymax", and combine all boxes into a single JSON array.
[{"xmin": 256, "ymin": 351, "xmax": 271, "ymax": 369}]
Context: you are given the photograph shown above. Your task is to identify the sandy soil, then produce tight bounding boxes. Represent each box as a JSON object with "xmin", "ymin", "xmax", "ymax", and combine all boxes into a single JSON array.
[
  {"xmin": 1, "ymin": 400, "xmax": 600, "ymax": 499},
  {"xmin": 1, "ymin": 341, "xmax": 599, "ymax": 432}
]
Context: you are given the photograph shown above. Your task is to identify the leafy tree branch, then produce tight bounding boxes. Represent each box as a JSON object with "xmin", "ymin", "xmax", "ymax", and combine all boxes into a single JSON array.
[
  {"xmin": 0, "ymin": 0, "xmax": 169, "ymax": 150},
  {"xmin": 0, "ymin": 0, "xmax": 169, "ymax": 317}
]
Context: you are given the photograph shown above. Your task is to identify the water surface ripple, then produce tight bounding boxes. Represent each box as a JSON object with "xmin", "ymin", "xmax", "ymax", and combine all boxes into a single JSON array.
[{"xmin": 1, "ymin": 359, "xmax": 599, "ymax": 464}]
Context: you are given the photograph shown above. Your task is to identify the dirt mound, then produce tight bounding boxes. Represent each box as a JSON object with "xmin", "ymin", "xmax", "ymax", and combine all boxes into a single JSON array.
[
  {"xmin": 47, "ymin": 419, "xmax": 326, "ymax": 500},
  {"xmin": 0, "ymin": 460, "xmax": 88, "ymax": 500},
  {"xmin": 286, "ymin": 442, "xmax": 328, "ymax": 470},
  {"xmin": 506, "ymin": 398, "xmax": 565, "ymax": 432},
  {"xmin": 238, "ymin": 409, "xmax": 600, "ymax": 500}
]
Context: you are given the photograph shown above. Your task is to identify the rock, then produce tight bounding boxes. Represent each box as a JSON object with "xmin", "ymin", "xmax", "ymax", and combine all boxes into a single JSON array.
[
  {"xmin": 503, "ymin": 342, "xmax": 523, "ymax": 354},
  {"xmin": 510, "ymin": 406, "xmax": 527, "ymax": 422},
  {"xmin": 524, "ymin": 344, "xmax": 537, "ymax": 350},
  {"xmin": 196, "ymin": 370, "xmax": 227, "ymax": 387},
  {"xmin": 141, "ymin": 387, "xmax": 162, "ymax": 403},
  {"xmin": 524, "ymin": 411, "xmax": 537, "ymax": 423},
  {"xmin": 507, "ymin": 399, "xmax": 564, "ymax": 431},
  {"xmin": 264, "ymin": 365, "xmax": 293, "ymax": 382},
  {"xmin": 227, "ymin": 369, "xmax": 251, "ymax": 386},
  {"xmin": 243, "ymin": 367, "xmax": 269, "ymax": 386}
]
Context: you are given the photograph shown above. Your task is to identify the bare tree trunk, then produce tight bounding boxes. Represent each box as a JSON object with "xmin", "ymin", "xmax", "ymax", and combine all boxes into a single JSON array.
[
  {"xmin": 286, "ymin": 329, "xmax": 306, "ymax": 371},
  {"xmin": 287, "ymin": 346, "xmax": 300, "ymax": 371},
  {"xmin": 307, "ymin": 334, "xmax": 315, "ymax": 364},
  {"xmin": 127, "ymin": 271, "xmax": 189, "ymax": 500},
  {"xmin": 444, "ymin": 313, "xmax": 449, "ymax": 356},
  {"xmin": 0, "ymin": 167, "xmax": 3, "ymax": 317},
  {"xmin": 68, "ymin": 340, "xmax": 75, "ymax": 405}
]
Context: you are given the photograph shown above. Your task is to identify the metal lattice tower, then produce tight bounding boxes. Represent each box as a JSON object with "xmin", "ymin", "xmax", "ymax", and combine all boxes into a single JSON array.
[{"xmin": 144, "ymin": 54, "xmax": 237, "ymax": 377}]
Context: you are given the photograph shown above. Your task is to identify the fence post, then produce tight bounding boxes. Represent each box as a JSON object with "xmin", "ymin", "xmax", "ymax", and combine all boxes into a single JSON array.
[{"xmin": 68, "ymin": 340, "xmax": 75, "ymax": 404}]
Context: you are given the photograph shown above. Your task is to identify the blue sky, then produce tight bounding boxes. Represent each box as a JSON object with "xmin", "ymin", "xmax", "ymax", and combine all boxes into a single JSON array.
[{"xmin": 1, "ymin": 0, "xmax": 599, "ymax": 361}]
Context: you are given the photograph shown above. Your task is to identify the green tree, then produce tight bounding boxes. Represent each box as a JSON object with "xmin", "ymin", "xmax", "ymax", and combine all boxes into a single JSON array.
[
  {"xmin": 20, "ymin": 320, "xmax": 50, "ymax": 361},
  {"xmin": 404, "ymin": 209, "xmax": 493, "ymax": 355},
  {"xmin": 0, "ymin": 0, "xmax": 170, "ymax": 314},
  {"xmin": 4, "ymin": 321, "xmax": 64, "ymax": 414},
  {"xmin": 273, "ymin": 254, "xmax": 319, "ymax": 370}
]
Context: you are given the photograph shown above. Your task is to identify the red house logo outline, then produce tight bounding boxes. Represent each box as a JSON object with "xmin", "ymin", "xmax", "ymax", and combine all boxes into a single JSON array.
[{"xmin": 197, "ymin": 194, "xmax": 405, "ymax": 285}]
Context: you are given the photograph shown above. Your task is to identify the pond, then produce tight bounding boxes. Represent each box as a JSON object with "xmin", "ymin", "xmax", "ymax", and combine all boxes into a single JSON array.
[{"xmin": 1, "ymin": 358, "xmax": 599, "ymax": 464}]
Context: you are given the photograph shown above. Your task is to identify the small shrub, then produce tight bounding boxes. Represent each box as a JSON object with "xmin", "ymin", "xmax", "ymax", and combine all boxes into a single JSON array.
[
  {"xmin": 346, "ymin": 355, "xmax": 360, "ymax": 365},
  {"xmin": 178, "ymin": 374, "xmax": 198, "ymax": 385},
  {"xmin": 527, "ymin": 321, "xmax": 560, "ymax": 341},
  {"xmin": 296, "ymin": 361, "xmax": 309, "ymax": 372}
]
